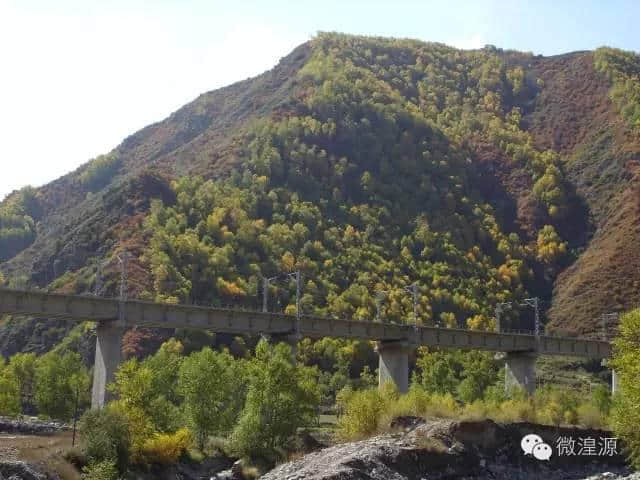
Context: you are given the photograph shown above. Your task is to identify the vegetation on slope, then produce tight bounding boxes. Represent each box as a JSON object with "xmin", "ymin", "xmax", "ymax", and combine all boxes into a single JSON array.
[
  {"xmin": 141, "ymin": 34, "xmax": 579, "ymax": 334},
  {"xmin": 534, "ymin": 46, "xmax": 640, "ymax": 335},
  {"xmin": 3, "ymin": 34, "xmax": 637, "ymax": 343},
  {"xmin": 594, "ymin": 47, "xmax": 640, "ymax": 131},
  {"xmin": 0, "ymin": 187, "xmax": 42, "ymax": 262}
]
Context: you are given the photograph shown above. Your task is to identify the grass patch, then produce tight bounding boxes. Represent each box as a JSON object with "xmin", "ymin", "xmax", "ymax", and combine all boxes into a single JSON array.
[{"xmin": 336, "ymin": 383, "xmax": 610, "ymax": 441}]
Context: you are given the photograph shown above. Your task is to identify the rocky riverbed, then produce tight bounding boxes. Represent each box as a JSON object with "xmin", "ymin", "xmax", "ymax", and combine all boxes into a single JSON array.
[
  {"xmin": 262, "ymin": 418, "xmax": 636, "ymax": 480},
  {"xmin": 2, "ymin": 416, "xmax": 638, "ymax": 480},
  {"xmin": 0, "ymin": 417, "xmax": 68, "ymax": 436}
]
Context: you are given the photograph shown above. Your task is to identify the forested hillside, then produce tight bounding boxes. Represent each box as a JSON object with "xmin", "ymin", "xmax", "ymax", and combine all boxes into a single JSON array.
[{"xmin": 1, "ymin": 33, "xmax": 639, "ymax": 358}]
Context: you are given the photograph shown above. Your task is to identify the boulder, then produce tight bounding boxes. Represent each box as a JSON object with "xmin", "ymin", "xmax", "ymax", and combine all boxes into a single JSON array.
[{"xmin": 0, "ymin": 461, "xmax": 51, "ymax": 480}]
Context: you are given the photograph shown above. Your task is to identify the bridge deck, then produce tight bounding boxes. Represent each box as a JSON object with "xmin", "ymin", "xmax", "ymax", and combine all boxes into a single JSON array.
[{"xmin": 0, "ymin": 288, "xmax": 611, "ymax": 358}]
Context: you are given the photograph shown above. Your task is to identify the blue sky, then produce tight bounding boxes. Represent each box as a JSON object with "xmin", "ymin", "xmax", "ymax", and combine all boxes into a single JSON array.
[{"xmin": 1, "ymin": 0, "xmax": 639, "ymax": 199}]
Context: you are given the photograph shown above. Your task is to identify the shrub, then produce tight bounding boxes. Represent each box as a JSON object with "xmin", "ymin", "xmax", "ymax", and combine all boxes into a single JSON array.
[
  {"xmin": 80, "ymin": 153, "xmax": 121, "ymax": 191},
  {"xmin": 63, "ymin": 447, "xmax": 88, "ymax": 469},
  {"xmin": 492, "ymin": 397, "xmax": 536, "ymax": 423},
  {"xmin": 79, "ymin": 408, "xmax": 130, "ymax": 474},
  {"xmin": 336, "ymin": 388, "xmax": 387, "ymax": 441},
  {"xmin": 592, "ymin": 384, "xmax": 612, "ymax": 416},
  {"xmin": 427, "ymin": 393, "xmax": 460, "ymax": 418},
  {"xmin": 578, "ymin": 403, "xmax": 606, "ymax": 429},
  {"xmin": 81, "ymin": 460, "xmax": 119, "ymax": 480},
  {"xmin": 140, "ymin": 428, "xmax": 192, "ymax": 465},
  {"xmin": 388, "ymin": 384, "xmax": 432, "ymax": 418},
  {"xmin": 461, "ymin": 399, "xmax": 490, "ymax": 421},
  {"xmin": 535, "ymin": 386, "xmax": 578, "ymax": 426},
  {"xmin": 107, "ymin": 400, "xmax": 154, "ymax": 464},
  {"xmin": 540, "ymin": 400, "xmax": 564, "ymax": 426}
]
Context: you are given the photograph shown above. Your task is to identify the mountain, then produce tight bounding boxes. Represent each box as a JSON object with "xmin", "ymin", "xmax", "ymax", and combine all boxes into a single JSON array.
[{"xmin": 1, "ymin": 33, "xmax": 639, "ymax": 357}]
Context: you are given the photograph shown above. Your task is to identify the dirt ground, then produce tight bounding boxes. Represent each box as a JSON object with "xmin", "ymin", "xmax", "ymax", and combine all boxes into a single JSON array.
[{"xmin": 0, "ymin": 431, "xmax": 80, "ymax": 480}]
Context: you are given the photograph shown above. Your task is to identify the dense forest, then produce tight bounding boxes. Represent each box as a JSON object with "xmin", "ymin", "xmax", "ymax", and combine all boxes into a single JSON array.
[
  {"xmin": 1, "ymin": 31, "xmax": 639, "ymax": 478},
  {"xmin": 126, "ymin": 35, "xmax": 596, "ymax": 332},
  {"xmin": 2, "ymin": 34, "xmax": 639, "ymax": 345}
]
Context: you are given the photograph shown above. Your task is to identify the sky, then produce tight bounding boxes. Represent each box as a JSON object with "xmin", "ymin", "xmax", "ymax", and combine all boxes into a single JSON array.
[{"xmin": 1, "ymin": 0, "xmax": 639, "ymax": 200}]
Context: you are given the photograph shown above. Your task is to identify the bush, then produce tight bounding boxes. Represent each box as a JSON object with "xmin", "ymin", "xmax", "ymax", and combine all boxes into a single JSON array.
[
  {"xmin": 63, "ymin": 447, "xmax": 88, "ymax": 469},
  {"xmin": 341, "ymin": 379, "xmax": 609, "ymax": 442},
  {"xmin": 540, "ymin": 400, "xmax": 564, "ymax": 426},
  {"xmin": 461, "ymin": 399, "xmax": 490, "ymax": 421},
  {"xmin": 592, "ymin": 384, "xmax": 612, "ymax": 416},
  {"xmin": 578, "ymin": 403, "xmax": 606, "ymax": 429},
  {"xmin": 336, "ymin": 388, "xmax": 387, "ymax": 441},
  {"xmin": 80, "ymin": 153, "xmax": 121, "ymax": 191},
  {"xmin": 535, "ymin": 386, "xmax": 578, "ymax": 426},
  {"xmin": 79, "ymin": 408, "xmax": 131, "ymax": 474},
  {"xmin": 81, "ymin": 460, "xmax": 119, "ymax": 480},
  {"xmin": 387, "ymin": 384, "xmax": 432, "ymax": 418},
  {"xmin": 486, "ymin": 394, "xmax": 536, "ymax": 423},
  {"xmin": 427, "ymin": 393, "xmax": 460, "ymax": 419},
  {"xmin": 140, "ymin": 428, "xmax": 192, "ymax": 465},
  {"xmin": 107, "ymin": 401, "xmax": 154, "ymax": 464}
]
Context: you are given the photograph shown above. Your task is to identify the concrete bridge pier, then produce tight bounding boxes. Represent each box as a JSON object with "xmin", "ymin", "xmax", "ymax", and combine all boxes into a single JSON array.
[
  {"xmin": 612, "ymin": 369, "xmax": 619, "ymax": 394},
  {"xmin": 376, "ymin": 340, "xmax": 411, "ymax": 394},
  {"xmin": 91, "ymin": 322, "xmax": 125, "ymax": 409},
  {"xmin": 601, "ymin": 360, "xmax": 619, "ymax": 395},
  {"xmin": 504, "ymin": 351, "xmax": 537, "ymax": 395}
]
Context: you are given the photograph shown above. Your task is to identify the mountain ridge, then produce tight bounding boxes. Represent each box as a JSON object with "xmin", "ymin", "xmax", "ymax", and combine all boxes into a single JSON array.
[{"xmin": 1, "ymin": 33, "xmax": 639, "ymax": 357}]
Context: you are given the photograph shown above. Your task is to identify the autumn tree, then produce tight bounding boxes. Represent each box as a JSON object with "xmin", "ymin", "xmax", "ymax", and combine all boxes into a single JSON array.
[{"xmin": 611, "ymin": 309, "xmax": 640, "ymax": 467}]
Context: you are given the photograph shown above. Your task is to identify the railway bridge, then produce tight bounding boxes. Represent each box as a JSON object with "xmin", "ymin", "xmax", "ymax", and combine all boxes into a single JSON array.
[{"xmin": 0, "ymin": 288, "xmax": 614, "ymax": 408}]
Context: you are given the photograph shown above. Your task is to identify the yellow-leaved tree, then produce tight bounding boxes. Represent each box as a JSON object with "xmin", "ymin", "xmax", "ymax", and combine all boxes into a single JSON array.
[{"xmin": 611, "ymin": 309, "xmax": 640, "ymax": 467}]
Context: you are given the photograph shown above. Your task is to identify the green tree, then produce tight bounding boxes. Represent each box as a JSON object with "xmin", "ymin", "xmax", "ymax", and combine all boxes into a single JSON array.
[
  {"xmin": 611, "ymin": 308, "xmax": 640, "ymax": 467},
  {"xmin": 416, "ymin": 349, "xmax": 462, "ymax": 395},
  {"xmin": 142, "ymin": 338, "xmax": 184, "ymax": 404},
  {"xmin": 457, "ymin": 351, "xmax": 499, "ymax": 403},
  {"xmin": 592, "ymin": 384, "xmax": 611, "ymax": 416},
  {"xmin": 8, "ymin": 352, "xmax": 37, "ymax": 411},
  {"xmin": 35, "ymin": 351, "xmax": 90, "ymax": 420},
  {"xmin": 231, "ymin": 340, "xmax": 320, "ymax": 459},
  {"xmin": 81, "ymin": 461, "xmax": 119, "ymax": 480},
  {"xmin": 416, "ymin": 349, "xmax": 499, "ymax": 403},
  {"xmin": 110, "ymin": 340, "xmax": 185, "ymax": 433},
  {"xmin": 0, "ymin": 357, "xmax": 20, "ymax": 416},
  {"xmin": 79, "ymin": 407, "xmax": 131, "ymax": 474},
  {"xmin": 178, "ymin": 347, "xmax": 245, "ymax": 449}
]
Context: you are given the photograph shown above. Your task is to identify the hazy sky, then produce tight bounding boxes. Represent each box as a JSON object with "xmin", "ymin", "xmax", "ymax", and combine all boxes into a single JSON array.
[{"xmin": 1, "ymin": 0, "xmax": 639, "ymax": 200}]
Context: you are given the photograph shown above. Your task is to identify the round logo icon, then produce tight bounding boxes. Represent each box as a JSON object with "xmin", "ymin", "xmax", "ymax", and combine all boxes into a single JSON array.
[
  {"xmin": 521, "ymin": 434, "xmax": 543, "ymax": 455},
  {"xmin": 532, "ymin": 442, "xmax": 553, "ymax": 461}
]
